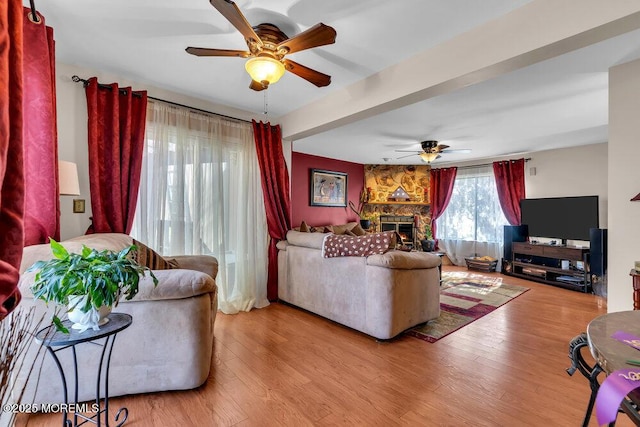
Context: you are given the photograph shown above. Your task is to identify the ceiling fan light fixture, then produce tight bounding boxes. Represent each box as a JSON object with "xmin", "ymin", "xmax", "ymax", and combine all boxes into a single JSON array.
[
  {"xmin": 419, "ymin": 152, "xmax": 439, "ymax": 163},
  {"xmin": 245, "ymin": 56, "xmax": 285, "ymax": 87}
]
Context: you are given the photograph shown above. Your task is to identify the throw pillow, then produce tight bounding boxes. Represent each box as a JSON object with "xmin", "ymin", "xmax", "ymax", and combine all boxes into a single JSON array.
[
  {"xmin": 132, "ymin": 239, "xmax": 178, "ymax": 270},
  {"xmin": 322, "ymin": 232, "xmax": 393, "ymax": 258},
  {"xmin": 299, "ymin": 221, "xmax": 310, "ymax": 232},
  {"xmin": 308, "ymin": 224, "xmax": 334, "ymax": 233},
  {"xmin": 331, "ymin": 222, "xmax": 358, "ymax": 235},
  {"xmin": 350, "ymin": 223, "xmax": 367, "ymax": 236}
]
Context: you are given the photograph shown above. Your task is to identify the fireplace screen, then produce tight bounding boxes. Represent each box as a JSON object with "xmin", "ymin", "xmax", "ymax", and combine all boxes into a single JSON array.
[{"xmin": 379, "ymin": 215, "xmax": 415, "ymax": 248}]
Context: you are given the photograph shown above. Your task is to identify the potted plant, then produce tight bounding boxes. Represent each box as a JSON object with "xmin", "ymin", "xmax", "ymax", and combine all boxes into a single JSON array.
[
  {"xmin": 420, "ymin": 223, "xmax": 436, "ymax": 252},
  {"xmin": 349, "ymin": 187, "xmax": 372, "ymax": 229},
  {"xmin": 28, "ymin": 239, "xmax": 158, "ymax": 333}
]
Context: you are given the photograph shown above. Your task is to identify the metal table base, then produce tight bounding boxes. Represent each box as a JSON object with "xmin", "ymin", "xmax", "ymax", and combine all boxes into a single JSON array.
[{"xmin": 36, "ymin": 313, "xmax": 132, "ymax": 427}]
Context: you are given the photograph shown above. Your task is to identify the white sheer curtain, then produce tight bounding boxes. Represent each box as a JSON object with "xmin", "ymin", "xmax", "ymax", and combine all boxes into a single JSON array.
[
  {"xmin": 436, "ymin": 165, "xmax": 507, "ymax": 267},
  {"xmin": 132, "ymin": 101, "xmax": 269, "ymax": 314}
]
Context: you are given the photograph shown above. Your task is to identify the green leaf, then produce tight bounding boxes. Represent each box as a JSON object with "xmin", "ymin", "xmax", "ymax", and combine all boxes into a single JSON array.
[
  {"xmin": 119, "ymin": 245, "xmax": 135, "ymax": 259},
  {"xmin": 50, "ymin": 239, "xmax": 69, "ymax": 259},
  {"xmin": 52, "ymin": 316, "xmax": 69, "ymax": 334},
  {"xmin": 81, "ymin": 245, "xmax": 92, "ymax": 258}
]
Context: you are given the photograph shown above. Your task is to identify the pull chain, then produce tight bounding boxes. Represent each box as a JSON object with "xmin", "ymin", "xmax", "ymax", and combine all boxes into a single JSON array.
[{"xmin": 263, "ymin": 91, "xmax": 269, "ymax": 120}]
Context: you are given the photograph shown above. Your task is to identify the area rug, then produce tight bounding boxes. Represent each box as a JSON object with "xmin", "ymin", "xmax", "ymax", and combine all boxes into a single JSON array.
[{"xmin": 405, "ymin": 271, "xmax": 529, "ymax": 342}]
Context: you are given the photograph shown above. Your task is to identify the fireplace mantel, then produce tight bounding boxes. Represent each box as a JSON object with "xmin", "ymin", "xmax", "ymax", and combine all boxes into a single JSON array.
[{"xmin": 368, "ymin": 201, "xmax": 429, "ymax": 206}]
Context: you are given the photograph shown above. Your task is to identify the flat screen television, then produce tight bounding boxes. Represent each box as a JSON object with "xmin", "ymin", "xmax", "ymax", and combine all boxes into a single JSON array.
[{"xmin": 520, "ymin": 196, "xmax": 599, "ymax": 242}]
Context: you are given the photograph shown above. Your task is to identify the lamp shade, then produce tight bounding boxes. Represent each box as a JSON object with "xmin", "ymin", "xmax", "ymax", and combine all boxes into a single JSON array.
[
  {"xmin": 245, "ymin": 56, "xmax": 285, "ymax": 86},
  {"xmin": 419, "ymin": 152, "xmax": 440, "ymax": 163},
  {"xmin": 58, "ymin": 160, "xmax": 80, "ymax": 196}
]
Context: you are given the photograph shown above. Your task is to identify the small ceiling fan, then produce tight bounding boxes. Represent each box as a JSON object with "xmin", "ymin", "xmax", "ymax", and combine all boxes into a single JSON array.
[
  {"xmin": 395, "ymin": 140, "xmax": 471, "ymax": 163},
  {"xmin": 186, "ymin": 0, "xmax": 337, "ymax": 91}
]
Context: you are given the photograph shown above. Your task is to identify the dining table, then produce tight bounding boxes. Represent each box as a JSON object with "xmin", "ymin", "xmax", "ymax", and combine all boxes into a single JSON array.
[{"xmin": 588, "ymin": 310, "xmax": 640, "ymax": 425}]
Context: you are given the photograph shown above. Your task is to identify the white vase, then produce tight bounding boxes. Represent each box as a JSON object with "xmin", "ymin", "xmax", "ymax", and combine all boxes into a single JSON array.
[{"xmin": 67, "ymin": 295, "xmax": 112, "ymax": 332}]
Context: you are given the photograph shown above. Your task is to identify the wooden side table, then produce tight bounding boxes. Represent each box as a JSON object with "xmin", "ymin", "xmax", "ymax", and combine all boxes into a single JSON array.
[{"xmin": 631, "ymin": 269, "xmax": 640, "ymax": 310}]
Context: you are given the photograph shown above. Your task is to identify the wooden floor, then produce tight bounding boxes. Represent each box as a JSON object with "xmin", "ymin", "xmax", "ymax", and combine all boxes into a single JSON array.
[{"xmin": 18, "ymin": 266, "xmax": 633, "ymax": 426}]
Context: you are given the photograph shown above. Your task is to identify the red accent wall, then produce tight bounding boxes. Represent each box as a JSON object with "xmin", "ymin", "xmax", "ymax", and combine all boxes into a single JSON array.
[{"xmin": 291, "ymin": 152, "xmax": 364, "ymax": 227}]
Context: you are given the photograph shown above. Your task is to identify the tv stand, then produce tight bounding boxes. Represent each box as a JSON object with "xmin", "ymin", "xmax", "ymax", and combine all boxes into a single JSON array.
[{"xmin": 510, "ymin": 242, "xmax": 590, "ymax": 293}]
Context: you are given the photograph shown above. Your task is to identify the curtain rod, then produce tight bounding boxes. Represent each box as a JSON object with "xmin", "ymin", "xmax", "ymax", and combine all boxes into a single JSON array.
[
  {"xmin": 71, "ymin": 75, "xmax": 252, "ymax": 124},
  {"xmin": 433, "ymin": 157, "xmax": 531, "ymax": 171},
  {"xmin": 28, "ymin": 0, "xmax": 40, "ymax": 23}
]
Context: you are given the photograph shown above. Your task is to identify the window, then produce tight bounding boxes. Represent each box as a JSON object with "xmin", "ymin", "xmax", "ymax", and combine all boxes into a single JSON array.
[
  {"xmin": 437, "ymin": 165, "xmax": 508, "ymax": 243},
  {"xmin": 132, "ymin": 101, "xmax": 269, "ymax": 313}
]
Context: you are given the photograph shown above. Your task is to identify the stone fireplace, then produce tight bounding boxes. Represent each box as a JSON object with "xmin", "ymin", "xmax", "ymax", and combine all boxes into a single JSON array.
[{"xmin": 361, "ymin": 164, "xmax": 433, "ymax": 249}]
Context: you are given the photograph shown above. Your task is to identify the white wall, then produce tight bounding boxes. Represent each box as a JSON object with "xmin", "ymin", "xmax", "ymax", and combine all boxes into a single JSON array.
[
  {"xmin": 55, "ymin": 62, "xmax": 261, "ymax": 239},
  {"xmin": 525, "ymin": 143, "xmax": 608, "ymax": 229},
  {"xmin": 608, "ymin": 58, "xmax": 640, "ymax": 313},
  {"xmin": 442, "ymin": 142, "xmax": 608, "ymax": 232}
]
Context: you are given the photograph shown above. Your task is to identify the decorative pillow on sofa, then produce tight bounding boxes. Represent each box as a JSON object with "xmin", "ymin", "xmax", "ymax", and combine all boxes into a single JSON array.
[
  {"xmin": 330, "ymin": 222, "xmax": 358, "ymax": 235},
  {"xmin": 350, "ymin": 223, "xmax": 367, "ymax": 236},
  {"xmin": 294, "ymin": 221, "xmax": 332, "ymax": 233},
  {"xmin": 132, "ymin": 239, "xmax": 179, "ymax": 270},
  {"xmin": 293, "ymin": 222, "xmax": 358, "ymax": 235},
  {"xmin": 322, "ymin": 231, "xmax": 394, "ymax": 258}
]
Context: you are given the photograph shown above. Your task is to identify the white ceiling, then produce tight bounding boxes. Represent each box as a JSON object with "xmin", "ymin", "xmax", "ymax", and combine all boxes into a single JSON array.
[{"xmin": 26, "ymin": 0, "xmax": 640, "ymax": 165}]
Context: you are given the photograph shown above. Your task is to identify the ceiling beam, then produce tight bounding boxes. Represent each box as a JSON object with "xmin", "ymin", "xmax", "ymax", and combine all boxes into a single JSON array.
[{"xmin": 278, "ymin": 0, "xmax": 640, "ymax": 141}]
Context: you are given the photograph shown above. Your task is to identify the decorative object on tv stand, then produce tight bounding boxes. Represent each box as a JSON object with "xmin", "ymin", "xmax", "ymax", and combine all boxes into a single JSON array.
[
  {"xmin": 349, "ymin": 187, "xmax": 372, "ymax": 228},
  {"xmin": 28, "ymin": 239, "xmax": 158, "ymax": 333},
  {"xmin": 310, "ymin": 169, "xmax": 347, "ymax": 207}
]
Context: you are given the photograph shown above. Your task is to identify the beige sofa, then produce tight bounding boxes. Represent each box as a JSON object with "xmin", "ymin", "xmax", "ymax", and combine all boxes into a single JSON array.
[
  {"xmin": 277, "ymin": 230, "xmax": 441, "ymax": 340},
  {"xmin": 14, "ymin": 233, "xmax": 218, "ymax": 405}
]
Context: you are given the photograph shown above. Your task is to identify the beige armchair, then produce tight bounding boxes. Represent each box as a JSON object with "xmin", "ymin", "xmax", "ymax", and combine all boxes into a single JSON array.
[{"xmin": 14, "ymin": 233, "xmax": 218, "ymax": 406}]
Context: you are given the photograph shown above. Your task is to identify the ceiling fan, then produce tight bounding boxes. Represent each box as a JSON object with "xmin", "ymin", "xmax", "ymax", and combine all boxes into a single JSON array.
[
  {"xmin": 395, "ymin": 140, "xmax": 472, "ymax": 163},
  {"xmin": 186, "ymin": 0, "xmax": 337, "ymax": 91}
]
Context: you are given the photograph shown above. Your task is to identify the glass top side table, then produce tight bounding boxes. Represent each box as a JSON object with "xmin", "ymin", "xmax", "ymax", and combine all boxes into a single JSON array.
[{"xmin": 35, "ymin": 312, "xmax": 132, "ymax": 427}]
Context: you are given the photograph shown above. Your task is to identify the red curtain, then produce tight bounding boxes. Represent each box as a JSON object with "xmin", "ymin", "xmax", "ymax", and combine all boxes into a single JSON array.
[
  {"xmin": 22, "ymin": 7, "xmax": 59, "ymax": 246},
  {"xmin": 429, "ymin": 167, "xmax": 457, "ymax": 249},
  {"xmin": 0, "ymin": 0, "xmax": 25, "ymax": 319},
  {"xmin": 493, "ymin": 158, "xmax": 526, "ymax": 225},
  {"xmin": 85, "ymin": 77, "xmax": 147, "ymax": 234},
  {"xmin": 253, "ymin": 120, "xmax": 291, "ymax": 301}
]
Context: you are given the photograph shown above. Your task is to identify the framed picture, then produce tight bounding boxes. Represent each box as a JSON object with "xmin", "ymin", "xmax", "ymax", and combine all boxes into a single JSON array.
[{"xmin": 310, "ymin": 169, "xmax": 347, "ymax": 207}]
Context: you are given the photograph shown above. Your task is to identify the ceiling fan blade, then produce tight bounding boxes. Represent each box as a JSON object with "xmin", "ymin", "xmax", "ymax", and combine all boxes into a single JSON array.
[
  {"xmin": 436, "ymin": 144, "xmax": 450, "ymax": 151},
  {"xmin": 210, "ymin": 0, "xmax": 262, "ymax": 46},
  {"xmin": 186, "ymin": 47, "xmax": 251, "ymax": 57},
  {"xmin": 283, "ymin": 59, "xmax": 331, "ymax": 87},
  {"xmin": 277, "ymin": 23, "xmax": 337, "ymax": 54},
  {"xmin": 394, "ymin": 150, "xmax": 422, "ymax": 153},
  {"xmin": 396, "ymin": 153, "xmax": 418, "ymax": 160},
  {"xmin": 249, "ymin": 80, "xmax": 267, "ymax": 91},
  {"xmin": 442, "ymin": 148, "xmax": 472, "ymax": 154}
]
